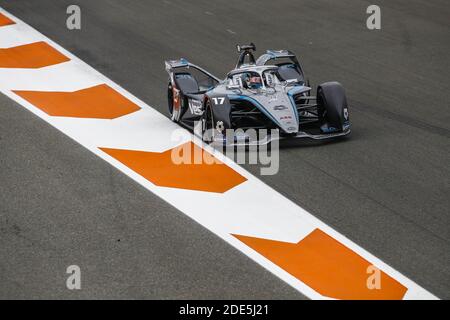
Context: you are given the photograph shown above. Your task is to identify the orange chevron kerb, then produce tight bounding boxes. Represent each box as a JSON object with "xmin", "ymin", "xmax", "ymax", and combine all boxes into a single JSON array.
[
  {"xmin": 0, "ymin": 13, "xmax": 14, "ymax": 26},
  {"xmin": 0, "ymin": 41, "xmax": 69, "ymax": 68},
  {"xmin": 14, "ymin": 84, "xmax": 141, "ymax": 119},
  {"xmin": 233, "ymin": 229, "xmax": 408, "ymax": 300},
  {"xmin": 100, "ymin": 142, "xmax": 247, "ymax": 193}
]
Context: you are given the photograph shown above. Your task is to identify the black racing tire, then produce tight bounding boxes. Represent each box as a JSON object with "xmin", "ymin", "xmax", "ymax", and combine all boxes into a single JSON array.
[
  {"xmin": 168, "ymin": 81, "xmax": 185, "ymax": 122},
  {"xmin": 167, "ymin": 81, "xmax": 175, "ymax": 120},
  {"xmin": 201, "ymin": 99, "xmax": 214, "ymax": 142},
  {"xmin": 317, "ymin": 81, "xmax": 348, "ymax": 131}
]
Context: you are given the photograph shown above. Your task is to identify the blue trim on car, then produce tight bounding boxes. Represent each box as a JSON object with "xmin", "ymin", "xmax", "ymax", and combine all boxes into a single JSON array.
[{"xmin": 179, "ymin": 58, "xmax": 189, "ymax": 65}]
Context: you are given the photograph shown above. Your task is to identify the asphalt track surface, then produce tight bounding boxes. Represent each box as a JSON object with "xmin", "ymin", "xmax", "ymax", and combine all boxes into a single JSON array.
[{"xmin": 0, "ymin": 0, "xmax": 449, "ymax": 299}]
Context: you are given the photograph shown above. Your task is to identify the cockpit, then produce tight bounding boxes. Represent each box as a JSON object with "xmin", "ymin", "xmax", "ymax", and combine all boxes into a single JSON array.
[{"xmin": 227, "ymin": 68, "xmax": 282, "ymax": 91}]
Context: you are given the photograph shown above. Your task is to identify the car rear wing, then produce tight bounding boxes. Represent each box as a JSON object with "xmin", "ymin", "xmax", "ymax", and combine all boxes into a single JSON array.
[
  {"xmin": 164, "ymin": 58, "xmax": 220, "ymax": 82},
  {"xmin": 165, "ymin": 58, "xmax": 190, "ymax": 72}
]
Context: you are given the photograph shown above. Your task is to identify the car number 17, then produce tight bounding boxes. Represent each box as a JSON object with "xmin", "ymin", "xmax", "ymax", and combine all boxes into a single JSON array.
[{"xmin": 212, "ymin": 97, "xmax": 225, "ymax": 105}]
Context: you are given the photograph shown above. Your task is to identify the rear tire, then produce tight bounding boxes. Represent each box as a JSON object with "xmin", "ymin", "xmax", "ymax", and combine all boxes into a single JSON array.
[
  {"xmin": 167, "ymin": 81, "xmax": 175, "ymax": 121},
  {"xmin": 317, "ymin": 81, "xmax": 348, "ymax": 131},
  {"xmin": 168, "ymin": 81, "xmax": 183, "ymax": 122}
]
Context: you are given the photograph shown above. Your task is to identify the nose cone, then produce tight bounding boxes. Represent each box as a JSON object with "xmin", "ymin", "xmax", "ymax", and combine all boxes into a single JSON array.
[
  {"xmin": 252, "ymin": 93, "xmax": 298, "ymax": 133},
  {"xmin": 276, "ymin": 105, "xmax": 298, "ymax": 134}
]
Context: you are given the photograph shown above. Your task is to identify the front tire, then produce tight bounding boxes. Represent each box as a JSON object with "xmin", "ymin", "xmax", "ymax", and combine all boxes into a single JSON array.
[
  {"xmin": 201, "ymin": 99, "xmax": 214, "ymax": 143},
  {"xmin": 317, "ymin": 81, "xmax": 349, "ymax": 131}
]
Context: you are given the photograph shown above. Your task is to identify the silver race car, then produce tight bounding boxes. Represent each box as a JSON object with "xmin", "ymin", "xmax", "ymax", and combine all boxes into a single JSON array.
[{"xmin": 165, "ymin": 43, "xmax": 350, "ymax": 145}]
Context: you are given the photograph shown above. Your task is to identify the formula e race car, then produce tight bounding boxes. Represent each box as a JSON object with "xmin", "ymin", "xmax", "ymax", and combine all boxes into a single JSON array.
[{"xmin": 165, "ymin": 43, "xmax": 350, "ymax": 145}]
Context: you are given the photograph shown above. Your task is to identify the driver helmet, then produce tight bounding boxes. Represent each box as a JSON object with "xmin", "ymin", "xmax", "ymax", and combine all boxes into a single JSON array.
[{"xmin": 243, "ymin": 73, "xmax": 262, "ymax": 89}]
